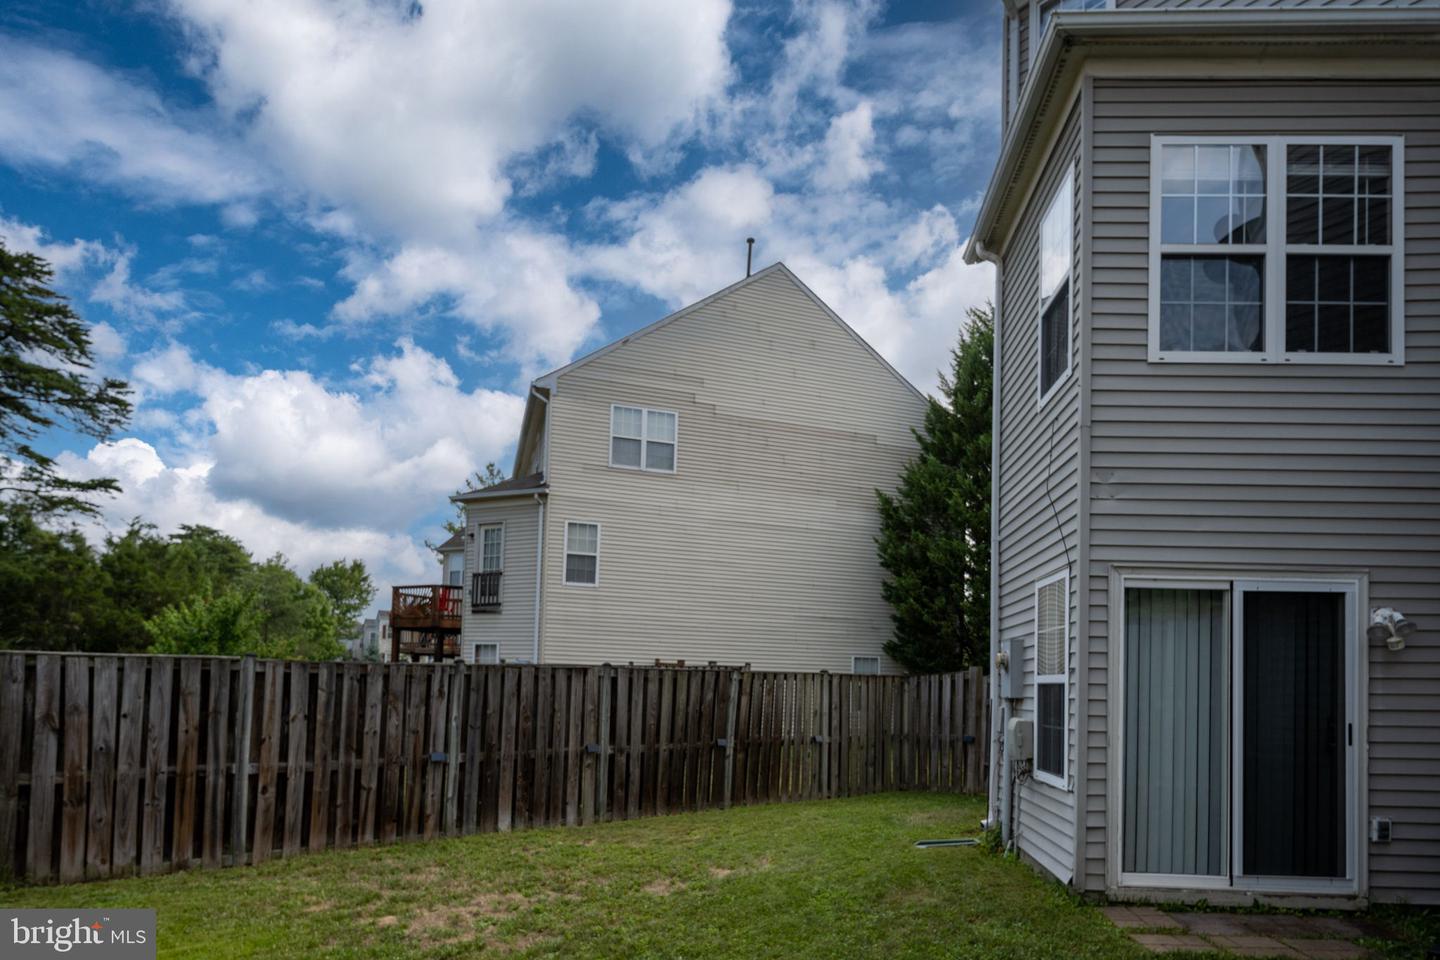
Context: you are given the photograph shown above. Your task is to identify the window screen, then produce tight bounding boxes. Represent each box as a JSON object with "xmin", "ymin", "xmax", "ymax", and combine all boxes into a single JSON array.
[{"xmin": 1035, "ymin": 575, "xmax": 1067, "ymax": 781}]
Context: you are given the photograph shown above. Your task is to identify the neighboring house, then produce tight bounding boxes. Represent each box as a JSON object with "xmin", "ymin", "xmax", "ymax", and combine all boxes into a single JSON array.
[
  {"xmin": 451, "ymin": 263, "xmax": 928, "ymax": 673},
  {"xmin": 356, "ymin": 612, "xmax": 391, "ymax": 661},
  {"xmin": 437, "ymin": 531, "xmax": 466, "ymax": 587},
  {"xmin": 967, "ymin": 1, "xmax": 1439, "ymax": 904}
]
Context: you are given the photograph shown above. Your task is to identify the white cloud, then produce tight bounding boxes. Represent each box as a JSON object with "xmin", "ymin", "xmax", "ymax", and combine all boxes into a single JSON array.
[
  {"xmin": 61, "ymin": 437, "xmax": 436, "ymax": 602},
  {"xmin": 333, "ymin": 226, "xmax": 601, "ymax": 376},
  {"xmin": 169, "ymin": 0, "xmax": 734, "ymax": 239},
  {"xmin": 130, "ymin": 338, "xmax": 524, "ymax": 528},
  {"xmin": 91, "ymin": 250, "xmax": 189, "ymax": 324},
  {"xmin": 0, "ymin": 214, "xmax": 109, "ymax": 278},
  {"xmin": 0, "ymin": 36, "xmax": 263, "ymax": 206},
  {"xmin": 814, "ymin": 101, "xmax": 881, "ymax": 189}
]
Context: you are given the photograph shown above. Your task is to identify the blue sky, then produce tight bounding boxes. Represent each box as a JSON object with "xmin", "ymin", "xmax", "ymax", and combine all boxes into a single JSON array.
[{"xmin": 0, "ymin": 0, "xmax": 999, "ymax": 613}]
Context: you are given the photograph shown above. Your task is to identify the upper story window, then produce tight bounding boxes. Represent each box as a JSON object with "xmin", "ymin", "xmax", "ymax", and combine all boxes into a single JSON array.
[
  {"xmin": 1149, "ymin": 136, "xmax": 1403, "ymax": 365},
  {"xmin": 610, "ymin": 405, "xmax": 678, "ymax": 473},
  {"xmin": 479, "ymin": 525, "xmax": 503, "ymax": 572},
  {"xmin": 1039, "ymin": 174, "xmax": 1074, "ymax": 402},
  {"xmin": 564, "ymin": 521, "xmax": 600, "ymax": 586}
]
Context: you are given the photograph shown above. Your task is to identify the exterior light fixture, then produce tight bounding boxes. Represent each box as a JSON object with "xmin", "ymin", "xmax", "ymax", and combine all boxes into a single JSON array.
[{"xmin": 1368, "ymin": 607, "xmax": 1417, "ymax": 651}]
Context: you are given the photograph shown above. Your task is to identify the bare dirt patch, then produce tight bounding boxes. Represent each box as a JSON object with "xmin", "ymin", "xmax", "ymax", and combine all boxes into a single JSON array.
[
  {"xmin": 643, "ymin": 878, "xmax": 686, "ymax": 896},
  {"xmin": 374, "ymin": 916, "xmax": 399, "ymax": 928},
  {"xmin": 708, "ymin": 866, "xmax": 735, "ymax": 879}
]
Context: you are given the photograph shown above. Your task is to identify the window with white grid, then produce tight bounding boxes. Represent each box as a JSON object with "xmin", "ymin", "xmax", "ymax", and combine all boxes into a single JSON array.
[
  {"xmin": 610, "ymin": 404, "xmax": 678, "ymax": 473},
  {"xmin": 563, "ymin": 521, "xmax": 600, "ymax": 586}
]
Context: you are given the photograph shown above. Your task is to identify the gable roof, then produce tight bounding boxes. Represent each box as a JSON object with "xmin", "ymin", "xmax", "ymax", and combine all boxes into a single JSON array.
[
  {"xmin": 532, "ymin": 261, "xmax": 927, "ymax": 403},
  {"xmin": 435, "ymin": 531, "xmax": 466, "ymax": 553}
]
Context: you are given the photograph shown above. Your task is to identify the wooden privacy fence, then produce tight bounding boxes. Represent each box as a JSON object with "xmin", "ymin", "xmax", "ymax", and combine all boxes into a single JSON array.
[{"xmin": 0, "ymin": 653, "xmax": 989, "ymax": 884}]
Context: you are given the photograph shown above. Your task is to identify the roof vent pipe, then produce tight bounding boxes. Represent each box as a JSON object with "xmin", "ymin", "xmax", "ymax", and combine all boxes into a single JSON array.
[{"xmin": 746, "ymin": 237, "xmax": 755, "ymax": 277}]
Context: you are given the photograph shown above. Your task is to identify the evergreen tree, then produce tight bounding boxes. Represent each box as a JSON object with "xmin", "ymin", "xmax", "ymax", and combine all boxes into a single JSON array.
[
  {"xmin": 875, "ymin": 305, "xmax": 993, "ymax": 673},
  {"xmin": 0, "ymin": 240, "xmax": 132, "ymax": 516}
]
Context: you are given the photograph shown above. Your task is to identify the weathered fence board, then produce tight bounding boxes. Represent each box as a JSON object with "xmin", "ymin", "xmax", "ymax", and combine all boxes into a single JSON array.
[{"xmin": 0, "ymin": 653, "xmax": 989, "ymax": 884}]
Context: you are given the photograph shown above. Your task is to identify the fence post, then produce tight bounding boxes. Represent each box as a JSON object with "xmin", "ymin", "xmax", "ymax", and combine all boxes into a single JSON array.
[
  {"xmin": 231, "ymin": 655, "xmax": 255, "ymax": 864},
  {"xmin": 721, "ymin": 670, "xmax": 739, "ymax": 809}
]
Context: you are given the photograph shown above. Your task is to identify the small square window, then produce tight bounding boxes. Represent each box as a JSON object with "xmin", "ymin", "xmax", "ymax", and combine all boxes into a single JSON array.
[
  {"xmin": 474, "ymin": 643, "xmax": 499, "ymax": 665},
  {"xmin": 852, "ymin": 656, "xmax": 881, "ymax": 676}
]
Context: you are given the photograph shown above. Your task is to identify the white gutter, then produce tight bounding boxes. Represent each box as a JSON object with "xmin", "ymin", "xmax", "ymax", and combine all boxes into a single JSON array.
[{"xmin": 972, "ymin": 239, "xmax": 1008, "ymax": 841}]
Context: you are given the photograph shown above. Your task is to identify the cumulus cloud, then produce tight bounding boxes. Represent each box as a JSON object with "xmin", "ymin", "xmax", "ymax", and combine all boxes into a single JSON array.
[
  {"xmin": 814, "ymin": 101, "xmax": 881, "ymax": 189},
  {"xmin": 0, "ymin": 36, "xmax": 263, "ymax": 206},
  {"xmin": 168, "ymin": 0, "xmax": 733, "ymax": 238},
  {"xmin": 60, "ymin": 336, "xmax": 529, "ymax": 608},
  {"xmin": 131, "ymin": 338, "xmax": 524, "ymax": 527},
  {"xmin": 60, "ymin": 437, "xmax": 437, "ymax": 597},
  {"xmin": 332, "ymin": 225, "xmax": 601, "ymax": 376}
]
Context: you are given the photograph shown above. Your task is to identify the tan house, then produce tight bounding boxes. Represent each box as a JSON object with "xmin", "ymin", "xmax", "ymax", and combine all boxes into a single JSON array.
[
  {"xmin": 449, "ymin": 263, "xmax": 928, "ymax": 673},
  {"xmin": 968, "ymin": 0, "xmax": 1440, "ymax": 906}
]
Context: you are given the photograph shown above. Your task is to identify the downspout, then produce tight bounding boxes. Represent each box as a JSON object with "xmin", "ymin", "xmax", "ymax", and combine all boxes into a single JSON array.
[
  {"xmin": 972, "ymin": 239, "xmax": 1008, "ymax": 843},
  {"xmin": 530, "ymin": 386, "xmax": 550, "ymax": 664},
  {"xmin": 532, "ymin": 493, "xmax": 544, "ymax": 663}
]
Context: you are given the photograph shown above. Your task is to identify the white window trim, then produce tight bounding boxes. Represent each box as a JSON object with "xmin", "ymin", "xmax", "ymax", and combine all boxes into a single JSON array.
[
  {"xmin": 1148, "ymin": 134, "xmax": 1405, "ymax": 366},
  {"xmin": 562, "ymin": 520, "xmax": 601, "ymax": 588},
  {"xmin": 477, "ymin": 522, "xmax": 504, "ymax": 573},
  {"xmin": 474, "ymin": 642, "xmax": 499, "ymax": 665},
  {"xmin": 1033, "ymin": 569, "xmax": 1069, "ymax": 790},
  {"xmin": 608, "ymin": 403, "xmax": 679, "ymax": 474},
  {"xmin": 851, "ymin": 656, "xmax": 881, "ymax": 676},
  {"xmin": 1037, "ymin": 172, "xmax": 1075, "ymax": 407}
]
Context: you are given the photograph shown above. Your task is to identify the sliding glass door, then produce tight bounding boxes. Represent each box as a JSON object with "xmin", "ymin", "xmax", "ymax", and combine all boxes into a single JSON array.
[
  {"xmin": 1235, "ymin": 585, "xmax": 1351, "ymax": 885},
  {"xmin": 1120, "ymin": 579, "xmax": 1356, "ymax": 892}
]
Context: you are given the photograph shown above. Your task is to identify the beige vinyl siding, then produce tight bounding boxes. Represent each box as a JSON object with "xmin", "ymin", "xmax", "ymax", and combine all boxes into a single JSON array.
[
  {"xmin": 997, "ymin": 100, "xmax": 1084, "ymax": 885},
  {"xmin": 537, "ymin": 268, "xmax": 925, "ymax": 673},
  {"xmin": 1086, "ymin": 76, "xmax": 1440, "ymax": 903},
  {"xmin": 462, "ymin": 498, "xmax": 540, "ymax": 663}
]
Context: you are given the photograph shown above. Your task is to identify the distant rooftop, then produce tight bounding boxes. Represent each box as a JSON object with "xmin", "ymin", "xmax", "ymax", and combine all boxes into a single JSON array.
[{"xmin": 452, "ymin": 472, "xmax": 547, "ymax": 502}]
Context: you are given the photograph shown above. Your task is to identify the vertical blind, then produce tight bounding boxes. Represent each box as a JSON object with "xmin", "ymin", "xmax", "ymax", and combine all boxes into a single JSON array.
[{"xmin": 1123, "ymin": 588, "xmax": 1229, "ymax": 877}]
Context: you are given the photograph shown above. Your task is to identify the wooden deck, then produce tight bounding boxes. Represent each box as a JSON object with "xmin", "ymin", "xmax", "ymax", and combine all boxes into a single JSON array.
[{"xmin": 389, "ymin": 585, "xmax": 461, "ymax": 660}]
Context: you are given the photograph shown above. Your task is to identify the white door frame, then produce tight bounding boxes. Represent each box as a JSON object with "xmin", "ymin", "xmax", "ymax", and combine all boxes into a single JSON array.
[{"xmin": 1107, "ymin": 569, "xmax": 1368, "ymax": 898}]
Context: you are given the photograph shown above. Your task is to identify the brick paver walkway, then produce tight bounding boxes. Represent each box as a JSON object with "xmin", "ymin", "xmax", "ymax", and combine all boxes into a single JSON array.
[{"xmin": 1101, "ymin": 907, "xmax": 1380, "ymax": 958}]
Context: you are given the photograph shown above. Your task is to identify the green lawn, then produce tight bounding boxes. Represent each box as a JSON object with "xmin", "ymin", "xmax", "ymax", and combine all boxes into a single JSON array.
[{"xmin": 2, "ymin": 793, "xmax": 1140, "ymax": 959}]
